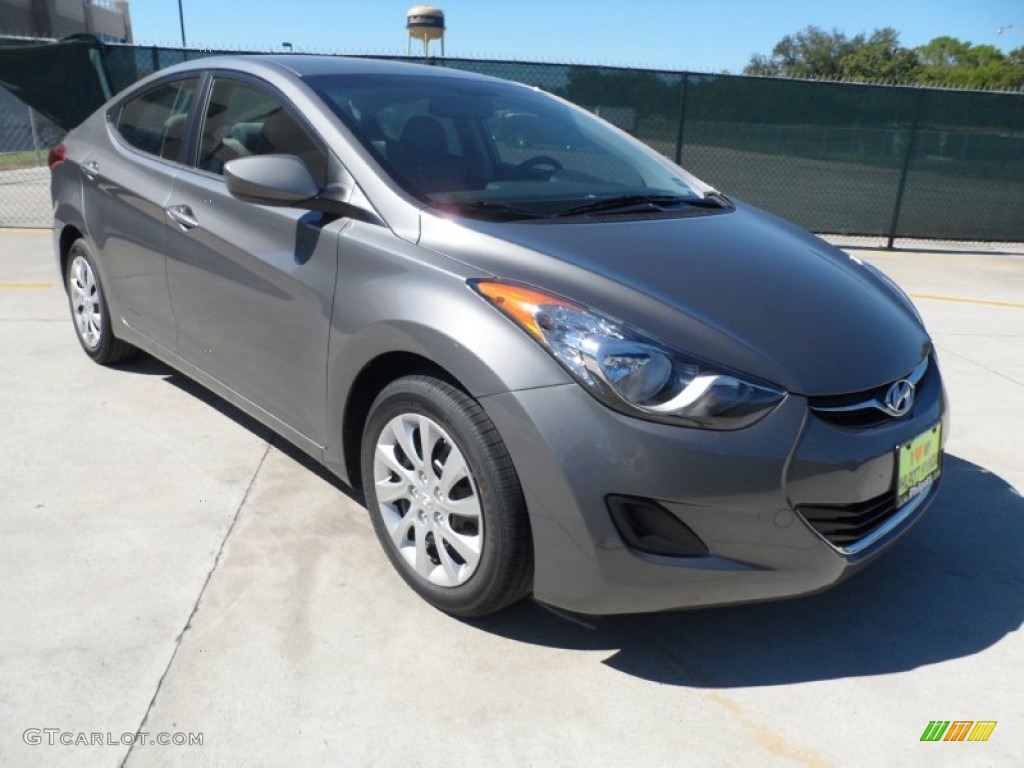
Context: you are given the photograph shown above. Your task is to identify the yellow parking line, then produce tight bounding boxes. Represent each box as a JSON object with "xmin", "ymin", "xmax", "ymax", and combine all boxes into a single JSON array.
[
  {"xmin": 0, "ymin": 282, "xmax": 53, "ymax": 289},
  {"xmin": 910, "ymin": 293, "xmax": 1024, "ymax": 309},
  {"xmin": 0, "ymin": 228, "xmax": 50, "ymax": 234}
]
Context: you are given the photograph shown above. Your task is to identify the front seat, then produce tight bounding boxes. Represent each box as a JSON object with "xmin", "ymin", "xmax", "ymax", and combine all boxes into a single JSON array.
[
  {"xmin": 394, "ymin": 115, "xmax": 466, "ymax": 194},
  {"xmin": 257, "ymin": 108, "xmax": 324, "ymax": 181}
]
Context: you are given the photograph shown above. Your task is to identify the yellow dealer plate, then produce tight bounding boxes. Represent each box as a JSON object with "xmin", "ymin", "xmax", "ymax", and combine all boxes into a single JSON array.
[{"xmin": 897, "ymin": 423, "xmax": 942, "ymax": 507}]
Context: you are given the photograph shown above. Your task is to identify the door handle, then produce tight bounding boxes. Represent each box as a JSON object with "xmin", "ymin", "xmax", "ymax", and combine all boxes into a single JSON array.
[
  {"xmin": 82, "ymin": 160, "xmax": 99, "ymax": 180},
  {"xmin": 165, "ymin": 204, "xmax": 199, "ymax": 230}
]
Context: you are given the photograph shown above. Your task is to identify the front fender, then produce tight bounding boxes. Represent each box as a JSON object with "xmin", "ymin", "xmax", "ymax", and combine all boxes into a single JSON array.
[{"xmin": 324, "ymin": 221, "xmax": 570, "ymax": 477}]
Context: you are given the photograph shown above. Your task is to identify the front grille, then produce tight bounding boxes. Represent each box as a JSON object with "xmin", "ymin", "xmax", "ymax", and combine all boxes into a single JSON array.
[
  {"xmin": 809, "ymin": 403, "xmax": 893, "ymax": 428},
  {"xmin": 809, "ymin": 356, "xmax": 930, "ymax": 427},
  {"xmin": 796, "ymin": 494, "xmax": 898, "ymax": 548}
]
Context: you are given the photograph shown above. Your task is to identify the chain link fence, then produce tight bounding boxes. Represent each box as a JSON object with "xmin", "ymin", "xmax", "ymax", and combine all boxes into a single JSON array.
[
  {"xmin": 2, "ymin": 40, "xmax": 1023, "ymax": 242},
  {"xmin": 0, "ymin": 86, "xmax": 63, "ymax": 227}
]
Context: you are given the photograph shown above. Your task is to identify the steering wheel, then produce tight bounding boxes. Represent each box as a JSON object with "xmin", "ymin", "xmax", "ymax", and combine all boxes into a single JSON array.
[{"xmin": 515, "ymin": 155, "xmax": 563, "ymax": 179}]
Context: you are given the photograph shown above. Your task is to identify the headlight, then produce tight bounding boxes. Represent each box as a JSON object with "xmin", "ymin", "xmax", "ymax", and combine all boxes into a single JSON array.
[{"xmin": 473, "ymin": 280, "xmax": 785, "ymax": 429}]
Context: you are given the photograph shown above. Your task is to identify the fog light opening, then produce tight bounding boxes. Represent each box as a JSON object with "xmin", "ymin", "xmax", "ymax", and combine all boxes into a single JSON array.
[{"xmin": 607, "ymin": 495, "xmax": 709, "ymax": 557}]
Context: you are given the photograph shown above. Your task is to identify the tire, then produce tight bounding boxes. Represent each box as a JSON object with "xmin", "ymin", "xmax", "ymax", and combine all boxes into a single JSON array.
[
  {"xmin": 65, "ymin": 239, "xmax": 138, "ymax": 364},
  {"xmin": 360, "ymin": 375, "xmax": 533, "ymax": 617}
]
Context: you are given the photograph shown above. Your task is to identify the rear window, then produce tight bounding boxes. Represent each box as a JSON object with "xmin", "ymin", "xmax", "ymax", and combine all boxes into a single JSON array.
[{"xmin": 117, "ymin": 79, "xmax": 198, "ymax": 161}]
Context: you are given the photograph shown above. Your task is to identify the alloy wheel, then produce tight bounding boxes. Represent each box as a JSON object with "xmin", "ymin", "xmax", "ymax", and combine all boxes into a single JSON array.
[
  {"xmin": 69, "ymin": 254, "xmax": 102, "ymax": 349},
  {"xmin": 372, "ymin": 413, "xmax": 484, "ymax": 587}
]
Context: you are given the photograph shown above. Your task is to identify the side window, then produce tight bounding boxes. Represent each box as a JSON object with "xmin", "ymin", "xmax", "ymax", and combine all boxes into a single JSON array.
[
  {"xmin": 117, "ymin": 79, "xmax": 198, "ymax": 161},
  {"xmin": 197, "ymin": 78, "xmax": 327, "ymax": 184}
]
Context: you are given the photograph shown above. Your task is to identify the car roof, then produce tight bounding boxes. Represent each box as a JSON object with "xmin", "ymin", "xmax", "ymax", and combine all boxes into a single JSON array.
[{"xmin": 157, "ymin": 54, "xmax": 506, "ymax": 83}]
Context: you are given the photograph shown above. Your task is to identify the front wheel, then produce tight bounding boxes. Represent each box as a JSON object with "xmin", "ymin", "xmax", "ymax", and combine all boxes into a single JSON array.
[{"xmin": 360, "ymin": 375, "xmax": 533, "ymax": 617}]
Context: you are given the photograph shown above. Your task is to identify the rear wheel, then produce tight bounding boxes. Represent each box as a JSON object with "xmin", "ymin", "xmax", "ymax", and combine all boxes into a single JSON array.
[
  {"xmin": 65, "ymin": 239, "xmax": 137, "ymax": 364},
  {"xmin": 360, "ymin": 375, "xmax": 532, "ymax": 617}
]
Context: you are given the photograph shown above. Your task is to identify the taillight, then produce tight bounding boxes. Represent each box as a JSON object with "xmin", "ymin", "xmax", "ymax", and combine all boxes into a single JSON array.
[{"xmin": 47, "ymin": 144, "xmax": 67, "ymax": 171}]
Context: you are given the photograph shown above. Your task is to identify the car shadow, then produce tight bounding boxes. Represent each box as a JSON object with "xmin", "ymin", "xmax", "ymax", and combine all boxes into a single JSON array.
[
  {"xmin": 115, "ymin": 353, "xmax": 364, "ymax": 506},
  {"xmin": 470, "ymin": 454, "xmax": 1023, "ymax": 688},
  {"xmin": 116, "ymin": 355, "xmax": 1022, "ymax": 687}
]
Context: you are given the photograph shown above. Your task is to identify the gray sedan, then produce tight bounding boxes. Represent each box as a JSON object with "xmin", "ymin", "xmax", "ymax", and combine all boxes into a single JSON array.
[{"xmin": 50, "ymin": 55, "xmax": 947, "ymax": 616}]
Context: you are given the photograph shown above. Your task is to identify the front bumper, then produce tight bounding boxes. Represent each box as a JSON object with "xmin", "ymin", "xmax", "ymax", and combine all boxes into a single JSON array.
[{"xmin": 480, "ymin": 360, "xmax": 948, "ymax": 615}]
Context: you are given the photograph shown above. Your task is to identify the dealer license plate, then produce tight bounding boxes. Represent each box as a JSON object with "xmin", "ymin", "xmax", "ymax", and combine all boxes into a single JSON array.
[{"xmin": 896, "ymin": 423, "xmax": 942, "ymax": 508}]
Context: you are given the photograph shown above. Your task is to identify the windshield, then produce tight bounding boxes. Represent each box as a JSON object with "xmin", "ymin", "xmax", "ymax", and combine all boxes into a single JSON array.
[{"xmin": 305, "ymin": 73, "xmax": 718, "ymax": 220}]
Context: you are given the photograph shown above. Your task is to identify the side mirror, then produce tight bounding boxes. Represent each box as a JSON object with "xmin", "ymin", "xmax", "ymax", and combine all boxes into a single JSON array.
[{"xmin": 224, "ymin": 154, "xmax": 320, "ymax": 206}]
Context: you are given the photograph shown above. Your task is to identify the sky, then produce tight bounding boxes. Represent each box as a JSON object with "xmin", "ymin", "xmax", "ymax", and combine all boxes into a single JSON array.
[{"xmin": 130, "ymin": 0, "xmax": 1024, "ymax": 73}]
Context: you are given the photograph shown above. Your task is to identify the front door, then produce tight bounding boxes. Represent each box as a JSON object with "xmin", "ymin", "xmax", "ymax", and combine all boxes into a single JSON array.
[{"xmin": 164, "ymin": 75, "xmax": 341, "ymax": 448}]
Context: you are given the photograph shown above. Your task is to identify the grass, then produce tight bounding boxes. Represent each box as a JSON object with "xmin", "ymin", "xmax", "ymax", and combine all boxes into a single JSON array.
[{"xmin": 0, "ymin": 150, "xmax": 44, "ymax": 170}]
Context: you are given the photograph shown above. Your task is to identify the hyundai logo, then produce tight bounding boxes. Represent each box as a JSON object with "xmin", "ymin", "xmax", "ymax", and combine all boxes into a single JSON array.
[{"xmin": 884, "ymin": 378, "xmax": 915, "ymax": 416}]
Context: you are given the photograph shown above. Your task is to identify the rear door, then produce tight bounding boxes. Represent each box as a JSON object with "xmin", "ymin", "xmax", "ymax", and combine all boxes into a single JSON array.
[
  {"xmin": 83, "ymin": 77, "xmax": 198, "ymax": 349},
  {"xmin": 164, "ymin": 74, "xmax": 342, "ymax": 449}
]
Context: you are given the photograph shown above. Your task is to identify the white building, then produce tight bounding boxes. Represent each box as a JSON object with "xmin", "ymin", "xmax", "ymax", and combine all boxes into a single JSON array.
[{"xmin": 0, "ymin": 0, "xmax": 133, "ymax": 43}]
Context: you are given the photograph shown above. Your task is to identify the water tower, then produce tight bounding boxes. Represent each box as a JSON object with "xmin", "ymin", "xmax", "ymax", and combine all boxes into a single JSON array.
[{"xmin": 407, "ymin": 5, "xmax": 445, "ymax": 57}]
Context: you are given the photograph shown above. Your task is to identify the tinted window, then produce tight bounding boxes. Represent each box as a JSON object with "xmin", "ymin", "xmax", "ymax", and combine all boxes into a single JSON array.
[
  {"xmin": 117, "ymin": 79, "xmax": 198, "ymax": 161},
  {"xmin": 308, "ymin": 73, "xmax": 703, "ymax": 215},
  {"xmin": 486, "ymin": 108, "xmax": 639, "ymax": 187},
  {"xmin": 375, "ymin": 97, "xmax": 463, "ymax": 156},
  {"xmin": 197, "ymin": 78, "xmax": 327, "ymax": 184}
]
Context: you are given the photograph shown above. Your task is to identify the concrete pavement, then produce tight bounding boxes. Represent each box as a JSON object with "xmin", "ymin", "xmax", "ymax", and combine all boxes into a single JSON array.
[{"xmin": 1, "ymin": 229, "xmax": 1022, "ymax": 767}]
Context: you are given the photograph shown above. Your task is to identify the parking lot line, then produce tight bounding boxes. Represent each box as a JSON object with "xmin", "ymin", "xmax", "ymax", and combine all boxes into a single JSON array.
[
  {"xmin": 0, "ymin": 282, "xmax": 53, "ymax": 289},
  {"xmin": 910, "ymin": 293, "xmax": 1024, "ymax": 310}
]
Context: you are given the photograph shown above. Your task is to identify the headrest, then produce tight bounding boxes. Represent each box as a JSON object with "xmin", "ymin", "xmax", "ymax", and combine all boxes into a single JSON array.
[
  {"xmin": 397, "ymin": 114, "xmax": 448, "ymax": 164},
  {"xmin": 261, "ymin": 109, "xmax": 306, "ymax": 152}
]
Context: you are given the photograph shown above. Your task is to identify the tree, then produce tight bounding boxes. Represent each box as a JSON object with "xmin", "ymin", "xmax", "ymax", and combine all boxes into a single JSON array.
[
  {"xmin": 916, "ymin": 37, "xmax": 1024, "ymax": 89},
  {"xmin": 745, "ymin": 26, "xmax": 859, "ymax": 79},
  {"xmin": 916, "ymin": 36, "xmax": 970, "ymax": 69},
  {"xmin": 746, "ymin": 27, "xmax": 1024, "ymax": 89},
  {"xmin": 839, "ymin": 28, "xmax": 922, "ymax": 82}
]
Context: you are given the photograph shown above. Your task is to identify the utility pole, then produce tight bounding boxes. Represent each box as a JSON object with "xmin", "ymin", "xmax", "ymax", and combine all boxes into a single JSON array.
[{"xmin": 177, "ymin": 0, "xmax": 187, "ymax": 47}]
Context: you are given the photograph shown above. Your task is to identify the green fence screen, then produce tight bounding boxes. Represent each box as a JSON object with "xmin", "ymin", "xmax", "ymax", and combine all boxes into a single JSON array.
[{"xmin": 6, "ymin": 39, "xmax": 1024, "ymax": 241}]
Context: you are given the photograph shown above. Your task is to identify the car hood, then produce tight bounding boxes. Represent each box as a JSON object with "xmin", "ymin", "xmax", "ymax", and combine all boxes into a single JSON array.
[{"xmin": 418, "ymin": 201, "xmax": 931, "ymax": 396}]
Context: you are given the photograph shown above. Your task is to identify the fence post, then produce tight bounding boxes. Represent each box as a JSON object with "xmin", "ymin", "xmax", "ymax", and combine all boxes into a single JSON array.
[
  {"xmin": 887, "ymin": 87, "xmax": 924, "ymax": 248},
  {"xmin": 673, "ymin": 73, "xmax": 689, "ymax": 165},
  {"xmin": 28, "ymin": 106, "xmax": 41, "ymax": 166}
]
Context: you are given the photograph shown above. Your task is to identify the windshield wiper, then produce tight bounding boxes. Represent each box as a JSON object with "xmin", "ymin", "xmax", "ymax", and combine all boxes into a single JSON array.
[
  {"xmin": 442, "ymin": 200, "xmax": 546, "ymax": 220},
  {"xmin": 551, "ymin": 193, "xmax": 728, "ymax": 218}
]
